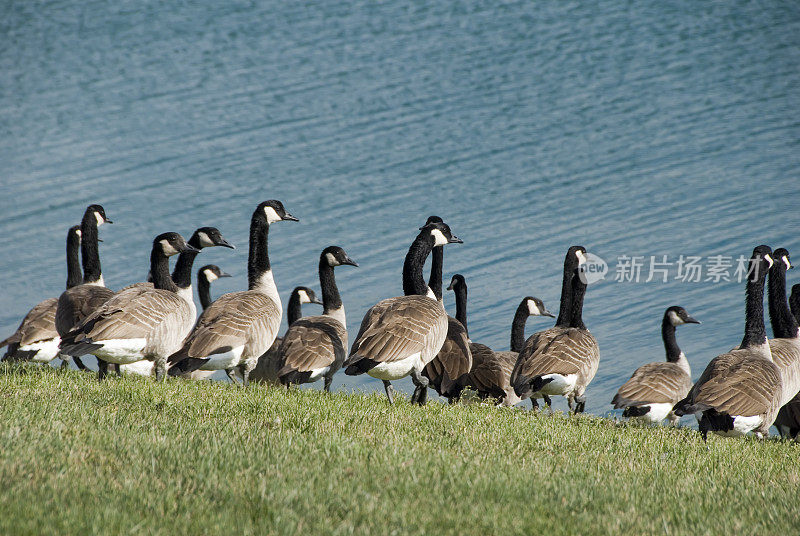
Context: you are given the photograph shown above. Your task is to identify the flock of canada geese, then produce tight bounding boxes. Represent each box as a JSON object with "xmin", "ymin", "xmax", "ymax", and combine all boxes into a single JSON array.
[{"xmin": 2, "ymin": 202, "xmax": 800, "ymax": 441}]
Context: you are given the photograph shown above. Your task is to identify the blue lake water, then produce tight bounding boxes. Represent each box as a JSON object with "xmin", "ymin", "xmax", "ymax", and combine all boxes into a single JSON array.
[{"xmin": 1, "ymin": 1, "xmax": 799, "ymax": 420}]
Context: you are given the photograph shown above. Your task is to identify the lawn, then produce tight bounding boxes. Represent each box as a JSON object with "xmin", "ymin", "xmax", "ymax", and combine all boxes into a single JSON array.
[{"xmin": 0, "ymin": 363, "xmax": 797, "ymax": 535}]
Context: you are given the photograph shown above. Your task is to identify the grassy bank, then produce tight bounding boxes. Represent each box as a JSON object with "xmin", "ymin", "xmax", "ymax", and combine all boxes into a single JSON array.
[{"xmin": 0, "ymin": 364, "xmax": 797, "ymax": 535}]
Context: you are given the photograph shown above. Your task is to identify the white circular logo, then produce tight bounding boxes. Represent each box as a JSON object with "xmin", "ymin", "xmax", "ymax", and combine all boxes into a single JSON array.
[{"xmin": 579, "ymin": 252, "xmax": 607, "ymax": 284}]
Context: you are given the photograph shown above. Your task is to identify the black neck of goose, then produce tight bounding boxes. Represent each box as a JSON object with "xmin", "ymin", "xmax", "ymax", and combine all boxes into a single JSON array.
[
  {"xmin": 171, "ymin": 234, "xmax": 202, "ymax": 290},
  {"xmin": 740, "ymin": 266, "xmax": 768, "ymax": 349},
  {"xmin": 65, "ymin": 232, "xmax": 82, "ymax": 289},
  {"xmin": 402, "ymin": 234, "xmax": 434, "ymax": 297},
  {"xmin": 452, "ymin": 281, "xmax": 468, "ymax": 336},
  {"xmin": 151, "ymin": 246, "xmax": 178, "ymax": 293},
  {"xmin": 247, "ymin": 215, "xmax": 270, "ymax": 290},
  {"xmin": 569, "ymin": 274, "xmax": 587, "ymax": 330},
  {"xmin": 510, "ymin": 303, "xmax": 530, "ymax": 353},
  {"xmin": 791, "ymin": 285, "xmax": 800, "ymax": 325},
  {"xmin": 319, "ymin": 258, "xmax": 342, "ymax": 315},
  {"xmin": 661, "ymin": 317, "xmax": 681, "ymax": 362},
  {"xmin": 80, "ymin": 211, "xmax": 102, "ymax": 284},
  {"xmin": 197, "ymin": 272, "xmax": 212, "ymax": 310},
  {"xmin": 428, "ymin": 246, "xmax": 443, "ymax": 301},
  {"xmin": 768, "ymin": 262, "xmax": 798, "ymax": 339},
  {"xmin": 555, "ymin": 264, "xmax": 575, "ymax": 328},
  {"xmin": 287, "ymin": 291, "xmax": 304, "ymax": 325}
]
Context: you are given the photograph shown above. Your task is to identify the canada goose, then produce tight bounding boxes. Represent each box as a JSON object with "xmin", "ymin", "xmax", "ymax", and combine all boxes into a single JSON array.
[
  {"xmin": 459, "ymin": 296, "xmax": 555, "ymax": 406},
  {"xmin": 1, "ymin": 225, "xmax": 83, "ymax": 363},
  {"xmin": 167, "ymin": 200, "xmax": 298, "ymax": 386},
  {"xmin": 197, "ymin": 265, "xmax": 232, "ymax": 310},
  {"xmin": 60, "ymin": 233, "xmax": 200, "ymax": 381},
  {"xmin": 276, "ymin": 246, "xmax": 358, "ymax": 390},
  {"xmin": 344, "ymin": 221, "xmax": 463, "ymax": 404},
  {"xmin": 248, "ymin": 286, "xmax": 323, "ymax": 384},
  {"xmin": 673, "ymin": 245, "xmax": 782, "ymax": 439},
  {"xmin": 611, "ymin": 306, "xmax": 700, "ymax": 424},
  {"xmin": 767, "ymin": 249, "xmax": 800, "ymax": 405},
  {"xmin": 511, "ymin": 246, "xmax": 599, "ymax": 413},
  {"xmin": 55, "ymin": 205, "xmax": 113, "ymax": 369}
]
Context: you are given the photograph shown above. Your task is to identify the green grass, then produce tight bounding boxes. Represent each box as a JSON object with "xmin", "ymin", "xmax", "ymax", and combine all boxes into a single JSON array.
[{"xmin": 0, "ymin": 364, "xmax": 798, "ymax": 535}]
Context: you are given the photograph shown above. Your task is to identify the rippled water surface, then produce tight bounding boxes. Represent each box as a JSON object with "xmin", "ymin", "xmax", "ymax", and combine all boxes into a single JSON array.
[{"xmin": 2, "ymin": 1, "xmax": 799, "ymax": 418}]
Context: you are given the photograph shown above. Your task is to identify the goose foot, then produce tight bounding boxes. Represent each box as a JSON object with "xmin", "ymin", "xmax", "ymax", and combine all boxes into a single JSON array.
[
  {"xmin": 574, "ymin": 394, "xmax": 586, "ymax": 414},
  {"xmin": 323, "ymin": 376, "xmax": 332, "ymax": 393},
  {"xmin": 383, "ymin": 380, "xmax": 395, "ymax": 404},
  {"xmin": 226, "ymin": 368, "xmax": 242, "ymax": 386},
  {"xmin": 410, "ymin": 369, "xmax": 429, "ymax": 406}
]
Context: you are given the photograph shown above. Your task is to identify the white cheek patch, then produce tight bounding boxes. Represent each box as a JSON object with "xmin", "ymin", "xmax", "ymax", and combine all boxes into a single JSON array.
[
  {"xmin": 94, "ymin": 211, "xmax": 105, "ymax": 226},
  {"xmin": 575, "ymin": 250, "xmax": 587, "ymax": 265},
  {"xmin": 527, "ymin": 301, "xmax": 541, "ymax": 316},
  {"xmin": 668, "ymin": 310, "xmax": 683, "ymax": 325},
  {"xmin": 783, "ymin": 256, "xmax": 791, "ymax": 270},
  {"xmin": 203, "ymin": 269, "xmax": 218, "ymax": 282},
  {"xmin": 75, "ymin": 229, "xmax": 82, "ymax": 238},
  {"xmin": 325, "ymin": 252, "xmax": 337, "ymax": 266},
  {"xmin": 764, "ymin": 254, "xmax": 773, "ymax": 268},
  {"xmin": 299, "ymin": 290, "xmax": 310, "ymax": 304},
  {"xmin": 159, "ymin": 239, "xmax": 180, "ymax": 256},
  {"xmin": 198, "ymin": 232, "xmax": 215, "ymax": 248},
  {"xmin": 264, "ymin": 206, "xmax": 282, "ymax": 223},
  {"xmin": 430, "ymin": 229, "xmax": 448, "ymax": 246}
]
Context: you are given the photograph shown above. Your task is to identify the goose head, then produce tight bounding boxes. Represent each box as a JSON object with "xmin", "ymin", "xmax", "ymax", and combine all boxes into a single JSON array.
[
  {"xmin": 322, "ymin": 245, "xmax": 359, "ymax": 268},
  {"xmin": 256, "ymin": 200, "xmax": 299, "ymax": 224},
  {"xmin": 523, "ymin": 296, "xmax": 555, "ymax": 318},
  {"xmin": 88, "ymin": 204, "xmax": 112, "ymax": 226},
  {"xmin": 446, "ymin": 273, "xmax": 466, "ymax": 292},
  {"xmin": 665, "ymin": 306, "xmax": 700, "ymax": 326},
  {"xmin": 294, "ymin": 286, "xmax": 323, "ymax": 305},
  {"xmin": 420, "ymin": 221, "xmax": 462, "ymax": 247},
  {"xmin": 199, "ymin": 264, "xmax": 232, "ymax": 283},
  {"xmin": 194, "ymin": 227, "xmax": 235, "ymax": 249},
  {"xmin": 155, "ymin": 232, "xmax": 199, "ymax": 257}
]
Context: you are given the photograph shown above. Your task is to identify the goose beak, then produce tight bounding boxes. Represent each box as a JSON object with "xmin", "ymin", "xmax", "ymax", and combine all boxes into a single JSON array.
[
  {"xmin": 448, "ymin": 235, "xmax": 463, "ymax": 244},
  {"xmin": 182, "ymin": 243, "xmax": 201, "ymax": 254},
  {"xmin": 216, "ymin": 238, "xmax": 235, "ymax": 249},
  {"xmin": 97, "ymin": 238, "xmax": 104, "ymax": 243},
  {"xmin": 543, "ymin": 310, "xmax": 556, "ymax": 318},
  {"xmin": 685, "ymin": 316, "xmax": 700, "ymax": 324},
  {"xmin": 446, "ymin": 283, "xmax": 454, "ymax": 291},
  {"xmin": 105, "ymin": 218, "xmax": 113, "ymax": 224},
  {"xmin": 282, "ymin": 212, "xmax": 299, "ymax": 222},
  {"xmin": 219, "ymin": 271, "xmax": 232, "ymax": 278},
  {"xmin": 311, "ymin": 296, "xmax": 324, "ymax": 305},
  {"xmin": 342, "ymin": 256, "xmax": 359, "ymax": 267}
]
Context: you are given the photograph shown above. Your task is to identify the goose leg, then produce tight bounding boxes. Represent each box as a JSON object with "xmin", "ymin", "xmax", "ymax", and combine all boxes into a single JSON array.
[
  {"xmin": 115, "ymin": 364, "xmax": 122, "ymax": 377},
  {"xmin": 74, "ymin": 356, "xmax": 88, "ymax": 371},
  {"xmin": 226, "ymin": 368, "xmax": 242, "ymax": 386},
  {"xmin": 97, "ymin": 359, "xmax": 109, "ymax": 381},
  {"xmin": 410, "ymin": 369, "xmax": 429, "ymax": 406},
  {"xmin": 567, "ymin": 394, "xmax": 576, "ymax": 413},
  {"xmin": 59, "ymin": 356, "xmax": 69, "ymax": 371},
  {"xmin": 323, "ymin": 375, "xmax": 332, "ymax": 393},
  {"xmin": 154, "ymin": 358, "xmax": 167, "ymax": 381},
  {"xmin": 543, "ymin": 395, "xmax": 552, "ymax": 408},
  {"xmin": 383, "ymin": 380, "xmax": 395, "ymax": 404},
  {"xmin": 575, "ymin": 394, "xmax": 586, "ymax": 414},
  {"xmin": 530, "ymin": 398, "xmax": 540, "ymax": 410}
]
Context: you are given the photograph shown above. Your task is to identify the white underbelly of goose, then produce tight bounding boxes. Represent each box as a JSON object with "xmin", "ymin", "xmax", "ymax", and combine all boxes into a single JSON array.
[
  {"xmin": 19, "ymin": 338, "xmax": 61, "ymax": 363},
  {"xmin": 367, "ymin": 353, "xmax": 424, "ymax": 381},
  {"xmin": 92, "ymin": 338, "xmax": 148, "ymax": 364},
  {"xmin": 711, "ymin": 415, "xmax": 763, "ymax": 437},
  {"xmin": 536, "ymin": 373, "xmax": 578, "ymax": 396},
  {"xmin": 636, "ymin": 403, "xmax": 673, "ymax": 423},
  {"xmin": 199, "ymin": 346, "xmax": 245, "ymax": 371},
  {"xmin": 307, "ymin": 366, "xmax": 330, "ymax": 381},
  {"xmin": 119, "ymin": 360, "xmax": 155, "ymax": 377}
]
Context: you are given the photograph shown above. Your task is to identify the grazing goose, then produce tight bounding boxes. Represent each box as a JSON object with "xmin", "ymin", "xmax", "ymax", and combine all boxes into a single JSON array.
[
  {"xmin": 197, "ymin": 265, "xmax": 232, "ymax": 310},
  {"xmin": 116, "ymin": 229, "xmax": 234, "ymax": 377},
  {"xmin": 344, "ymin": 221, "xmax": 463, "ymax": 404},
  {"xmin": 1, "ymin": 225, "xmax": 83, "ymax": 364},
  {"xmin": 459, "ymin": 296, "xmax": 554, "ymax": 406},
  {"xmin": 419, "ymin": 274, "xmax": 472, "ymax": 403},
  {"xmin": 55, "ymin": 205, "xmax": 113, "ymax": 369},
  {"xmin": 276, "ymin": 246, "xmax": 358, "ymax": 390},
  {"xmin": 60, "ymin": 233, "xmax": 199, "ymax": 381},
  {"xmin": 167, "ymin": 200, "xmax": 298, "ymax": 386},
  {"xmin": 673, "ymin": 246, "xmax": 782, "ymax": 439},
  {"xmin": 511, "ymin": 246, "xmax": 599, "ymax": 413},
  {"xmin": 248, "ymin": 286, "xmax": 323, "ymax": 384},
  {"xmin": 611, "ymin": 306, "xmax": 700, "ymax": 424}
]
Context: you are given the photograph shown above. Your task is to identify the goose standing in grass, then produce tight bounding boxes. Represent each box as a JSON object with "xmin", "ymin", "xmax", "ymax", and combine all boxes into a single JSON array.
[
  {"xmin": 611, "ymin": 306, "xmax": 700, "ymax": 424},
  {"xmin": 420, "ymin": 274, "xmax": 472, "ymax": 403},
  {"xmin": 344, "ymin": 221, "xmax": 462, "ymax": 404},
  {"xmin": 458, "ymin": 295, "xmax": 554, "ymax": 406},
  {"xmin": 167, "ymin": 200, "xmax": 298, "ymax": 386},
  {"xmin": 116, "ymin": 228, "xmax": 234, "ymax": 377},
  {"xmin": 55, "ymin": 205, "xmax": 113, "ymax": 370},
  {"xmin": 276, "ymin": 246, "xmax": 358, "ymax": 390},
  {"xmin": 197, "ymin": 265, "xmax": 232, "ymax": 310},
  {"xmin": 673, "ymin": 245, "xmax": 782, "ymax": 439},
  {"xmin": 765, "ymin": 248, "xmax": 800, "ymax": 433},
  {"xmin": 60, "ymin": 233, "xmax": 199, "ymax": 381},
  {"xmin": 248, "ymin": 286, "xmax": 323, "ymax": 384},
  {"xmin": 775, "ymin": 281, "xmax": 800, "ymax": 439},
  {"xmin": 1, "ymin": 225, "xmax": 82, "ymax": 364},
  {"xmin": 511, "ymin": 246, "xmax": 599, "ymax": 413}
]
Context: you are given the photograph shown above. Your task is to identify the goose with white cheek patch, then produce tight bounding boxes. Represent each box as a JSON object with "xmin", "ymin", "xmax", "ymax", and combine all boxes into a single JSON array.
[
  {"xmin": 167, "ymin": 201, "xmax": 298, "ymax": 387},
  {"xmin": 276, "ymin": 246, "xmax": 358, "ymax": 390},
  {"xmin": 765, "ymin": 248, "xmax": 800, "ymax": 435},
  {"xmin": 197, "ymin": 265, "xmax": 232, "ymax": 310},
  {"xmin": 611, "ymin": 306, "xmax": 700, "ymax": 424},
  {"xmin": 344, "ymin": 222, "xmax": 463, "ymax": 404},
  {"xmin": 673, "ymin": 246, "xmax": 783, "ymax": 440},
  {"xmin": 55, "ymin": 204, "xmax": 114, "ymax": 370},
  {"xmin": 117, "ymin": 228, "xmax": 235, "ymax": 377},
  {"xmin": 248, "ymin": 286, "xmax": 323, "ymax": 384},
  {"xmin": 1, "ymin": 225, "xmax": 83, "ymax": 364},
  {"xmin": 459, "ymin": 295, "xmax": 555, "ymax": 406},
  {"xmin": 511, "ymin": 246, "xmax": 599, "ymax": 413},
  {"xmin": 59, "ymin": 233, "xmax": 200, "ymax": 381}
]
